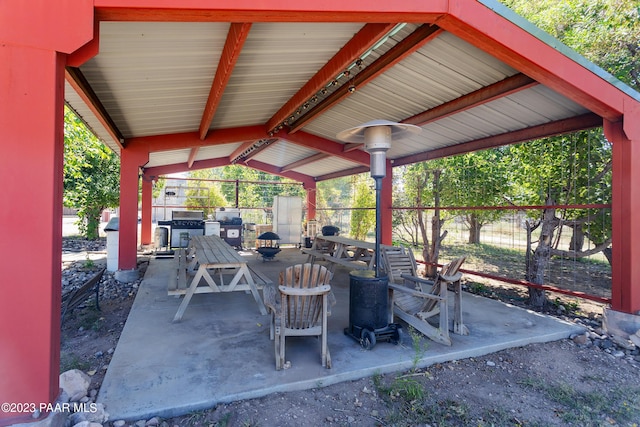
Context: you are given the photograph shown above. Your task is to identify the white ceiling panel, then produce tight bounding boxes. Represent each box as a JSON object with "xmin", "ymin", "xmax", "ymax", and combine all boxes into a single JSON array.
[{"xmin": 64, "ymin": 14, "xmax": 625, "ymax": 185}]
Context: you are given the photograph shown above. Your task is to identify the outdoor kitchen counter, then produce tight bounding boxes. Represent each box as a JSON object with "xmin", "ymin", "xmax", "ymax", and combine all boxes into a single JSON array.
[{"xmin": 173, "ymin": 235, "xmax": 267, "ymax": 321}]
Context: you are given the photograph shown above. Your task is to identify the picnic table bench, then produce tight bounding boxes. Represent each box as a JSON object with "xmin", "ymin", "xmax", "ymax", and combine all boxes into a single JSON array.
[{"xmin": 172, "ymin": 235, "xmax": 269, "ymax": 321}]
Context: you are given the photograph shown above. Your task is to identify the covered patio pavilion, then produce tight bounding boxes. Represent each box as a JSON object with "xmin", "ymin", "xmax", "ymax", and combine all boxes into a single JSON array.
[{"xmin": 1, "ymin": 0, "xmax": 640, "ymax": 424}]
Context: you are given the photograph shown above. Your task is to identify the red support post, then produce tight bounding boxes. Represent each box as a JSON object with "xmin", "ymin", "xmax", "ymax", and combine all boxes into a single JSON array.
[
  {"xmin": 0, "ymin": 46, "xmax": 66, "ymax": 425},
  {"xmin": 141, "ymin": 176, "xmax": 153, "ymax": 246},
  {"xmin": 118, "ymin": 148, "xmax": 149, "ymax": 271},
  {"xmin": 306, "ymin": 184, "xmax": 317, "ymax": 221},
  {"xmin": 0, "ymin": 1, "xmax": 94, "ymax": 423},
  {"xmin": 606, "ymin": 105, "xmax": 640, "ymax": 314}
]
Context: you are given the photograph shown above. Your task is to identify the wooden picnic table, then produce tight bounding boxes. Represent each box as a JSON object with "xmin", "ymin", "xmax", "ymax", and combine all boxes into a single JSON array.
[
  {"xmin": 302, "ymin": 235, "xmax": 389, "ymax": 272},
  {"xmin": 173, "ymin": 235, "xmax": 267, "ymax": 321}
]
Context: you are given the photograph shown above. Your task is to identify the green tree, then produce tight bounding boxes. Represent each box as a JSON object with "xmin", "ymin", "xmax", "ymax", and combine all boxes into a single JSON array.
[
  {"xmin": 317, "ymin": 176, "xmax": 353, "ymax": 229},
  {"xmin": 501, "ymin": 0, "xmax": 639, "ymax": 90},
  {"xmin": 506, "ymin": 131, "xmax": 612, "ymax": 306},
  {"xmin": 63, "ymin": 107, "xmax": 120, "ymax": 240},
  {"xmin": 497, "ymin": 0, "xmax": 632, "ymax": 306},
  {"xmin": 395, "ymin": 162, "xmax": 448, "ymax": 277},
  {"xmin": 350, "ymin": 176, "xmax": 375, "ymax": 240},
  {"xmin": 184, "ymin": 185, "xmax": 228, "ymax": 218},
  {"xmin": 443, "ymin": 150, "xmax": 510, "ymax": 244}
]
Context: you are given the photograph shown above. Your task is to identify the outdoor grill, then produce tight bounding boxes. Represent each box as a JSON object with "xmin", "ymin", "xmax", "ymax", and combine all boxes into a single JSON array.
[
  {"xmin": 216, "ymin": 208, "xmax": 243, "ymax": 248},
  {"xmin": 170, "ymin": 210, "xmax": 205, "ymax": 248}
]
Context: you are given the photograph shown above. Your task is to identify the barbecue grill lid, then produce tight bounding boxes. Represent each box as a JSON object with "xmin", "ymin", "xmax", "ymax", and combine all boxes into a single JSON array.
[
  {"xmin": 172, "ymin": 210, "xmax": 204, "ymax": 220},
  {"xmin": 258, "ymin": 231, "xmax": 280, "ymax": 240}
]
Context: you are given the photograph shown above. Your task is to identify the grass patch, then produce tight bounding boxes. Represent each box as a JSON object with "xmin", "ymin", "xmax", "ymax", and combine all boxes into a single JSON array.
[
  {"xmin": 60, "ymin": 353, "xmax": 91, "ymax": 372},
  {"xmin": 518, "ymin": 376, "xmax": 640, "ymax": 425},
  {"xmin": 76, "ymin": 307, "xmax": 104, "ymax": 332}
]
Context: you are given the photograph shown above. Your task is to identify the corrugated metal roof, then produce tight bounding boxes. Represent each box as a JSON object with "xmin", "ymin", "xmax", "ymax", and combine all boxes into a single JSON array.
[
  {"xmin": 65, "ymin": 14, "xmax": 625, "ymax": 184},
  {"xmin": 252, "ymin": 140, "xmax": 317, "ymax": 168},
  {"xmin": 82, "ymin": 22, "xmax": 229, "ymax": 138}
]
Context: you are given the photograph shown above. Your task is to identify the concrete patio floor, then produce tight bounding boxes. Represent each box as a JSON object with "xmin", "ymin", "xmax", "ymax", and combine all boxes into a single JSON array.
[{"xmin": 97, "ymin": 247, "xmax": 584, "ymax": 421}]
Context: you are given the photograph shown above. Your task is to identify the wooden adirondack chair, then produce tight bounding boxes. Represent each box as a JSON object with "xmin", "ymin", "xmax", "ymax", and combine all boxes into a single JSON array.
[
  {"xmin": 263, "ymin": 263, "xmax": 334, "ymax": 370},
  {"xmin": 381, "ymin": 246, "xmax": 468, "ymax": 346}
]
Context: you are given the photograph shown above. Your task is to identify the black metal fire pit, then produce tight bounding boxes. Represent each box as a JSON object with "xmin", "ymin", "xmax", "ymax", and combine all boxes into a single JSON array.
[{"xmin": 256, "ymin": 231, "xmax": 281, "ymax": 261}]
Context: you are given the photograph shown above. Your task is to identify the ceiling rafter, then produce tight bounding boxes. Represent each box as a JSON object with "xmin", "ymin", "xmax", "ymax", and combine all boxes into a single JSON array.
[
  {"xmin": 244, "ymin": 159, "xmax": 316, "ymax": 189},
  {"xmin": 403, "ymin": 73, "xmax": 538, "ymax": 126},
  {"xmin": 281, "ymin": 153, "xmax": 330, "ymax": 172},
  {"xmin": 65, "ymin": 67, "xmax": 124, "ymax": 149},
  {"xmin": 265, "ymin": 23, "xmax": 396, "ymax": 134},
  {"xmin": 344, "ymin": 73, "xmax": 539, "ymax": 151},
  {"xmin": 288, "ymin": 24, "xmax": 442, "ymax": 133},
  {"xmin": 394, "ymin": 113, "xmax": 603, "ymax": 167},
  {"xmin": 279, "ymin": 130, "xmax": 370, "ymax": 166},
  {"xmin": 313, "ymin": 113, "xmax": 602, "ymax": 182},
  {"xmin": 316, "ymin": 165, "xmax": 371, "ymax": 182},
  {"xmin": 126, "ymin": 125, "xmax": 268, "ymax": 152},
  {"xmin": 143, "ymin": 157, "xmax": 230, "ymax": 178},
  {"xmin": 231, "ymin": 138, "xmax": 279, "ymax": 163},
  {"xmin": 187, "ymin": 147, "xmax": 199, "ymax": 168},
  {"xmin": 145, "ymin": 156, "xmax": 315, "ymax": 188},
  {"xmin": 199, "ymin": 22, "xmax": 252, "ymax": 140},
  {"xmin": 228, "ymin": 141, "xmax": 256, "ymax": 163}
]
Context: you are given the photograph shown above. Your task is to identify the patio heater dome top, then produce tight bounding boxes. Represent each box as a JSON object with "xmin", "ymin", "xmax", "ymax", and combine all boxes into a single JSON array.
[
  {"xmin": 338, "ymin": 120, "xmax": 421, "ymax": 179},
  {"xmin": 336, "ymin": 119, "xmax": 421, "ymax": 144}
]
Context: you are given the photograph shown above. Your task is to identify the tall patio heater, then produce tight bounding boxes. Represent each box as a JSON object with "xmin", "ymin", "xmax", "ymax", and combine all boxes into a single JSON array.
[{"xmin": 337, "ymin": 120, "xmax": 421, "ymax": 349}]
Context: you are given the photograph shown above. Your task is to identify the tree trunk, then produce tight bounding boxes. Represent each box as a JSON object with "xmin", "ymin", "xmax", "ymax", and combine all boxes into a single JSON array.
[
  {"xmin": 468, "ymin": 213, "xmax": 482, "ymax": 244},
  {"xmin": 569, "ymin": 225, "xmax": 584, "ymax": 252},
  {"xmin": 85, "ymin": 213, "xmax": 100, "ymax": 240},
  {"xmin": 602, "ymin": 246, "xmax": 613, "ymax": 265},
  {"xmin": 527, "ymin": 205, "xmax": 558, "ymax": 308}
]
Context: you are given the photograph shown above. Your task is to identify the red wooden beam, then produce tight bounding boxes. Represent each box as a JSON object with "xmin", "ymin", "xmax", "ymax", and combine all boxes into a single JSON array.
[
  {"xmin": 281, "ymin": 153, "xmax": 330, "ymax": 172},
  {"xmin": 187, "ymin": 147, "xmax": 199, "ymax": 168},
  {"xmin": 289, "ymin": 25, "xmax": 442, "ymax": 133},
  {"xmin": 93, "ymin": 1, "xmax": 447, "ymax": 23},
  {"xmin": 265, "ymin": 23, "xmax": 396, "ymax": 134},
  {"xmin": 144, "ymin": 157, "xmax": 230, "ymax": 177},
  {"xmin": 67, "ymin": 20, "xmax": 101, "ymax": 67},
  {"xmin": 280, "ymin": 130, "xmax": 370, "ymax": 166},
  {"xmin": 393, "ymin": 113, "xmax": 603, "ymax": 166},
  {"xmin": 244, "ymin": 159, "xmax": 316, "ymax": 188},
  {"xmin": 346, "ymin": 73, "xmax": 538, "ymax": 152},
  {"xmin": 65, "ymin": 67, "xmax": 125, "ymax": 149},
  {"xmin": 126, "ymin": 125, "xmax": 268, "ymax": 152},
  {"xmin": 229, "ymin": 141, "xmax": 256, "ymax": 163},
  {"xmin": 229, "ymin": 138, "xmax": 279, "ymax": 163},
  {"xmin": 199, "ymin": 22, "xmax": 252, "ymax": 140},
  {"xmin": 439, "ymin": 2, "xmax": 632, "ymax": 121},
  {"xmin": 403, "ymin": 73, "xmax": 538, "ymax": 126},
  {"xmin": 316, "ymin": 165, "xmax": 371, "ymax": 181}
]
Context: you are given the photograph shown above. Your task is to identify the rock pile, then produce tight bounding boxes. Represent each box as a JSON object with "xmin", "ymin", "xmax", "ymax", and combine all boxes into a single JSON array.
[
  {"xmin": 56, "ymin": 369, "xmax": 109, "ymax": 427},
  {"xmin": 463, "ymin": 283, "xmax": 640, "ymax": 365},
  {"xmin": 61, "ymin": 237, "xmax": 147, "ymax": 304},
  {"xmin": 570, "ymin": 316, "xmax": 640, "ymax": 363}
]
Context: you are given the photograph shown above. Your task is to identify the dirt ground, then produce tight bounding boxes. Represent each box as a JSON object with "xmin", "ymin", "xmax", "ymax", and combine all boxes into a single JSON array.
[{"xmin": 60, "ymin": 238, "xmax": 640, "ymax": 427}]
